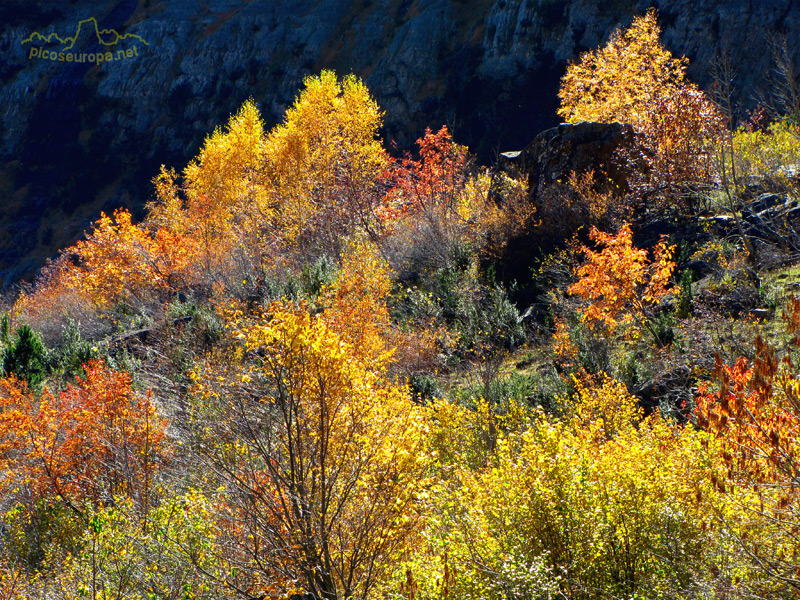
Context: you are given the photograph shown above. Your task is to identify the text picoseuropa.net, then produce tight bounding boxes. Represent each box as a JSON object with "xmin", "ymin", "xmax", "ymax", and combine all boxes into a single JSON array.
[{"xmin": 27, "ymin": 45, "xmax": 141, "ymax": 63}]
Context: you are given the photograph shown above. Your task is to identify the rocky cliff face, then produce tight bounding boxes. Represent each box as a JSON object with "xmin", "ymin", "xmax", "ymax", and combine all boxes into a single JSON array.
[{"xmin": 1, "ymin": 0, "xmax": 798, "ymax": 285}]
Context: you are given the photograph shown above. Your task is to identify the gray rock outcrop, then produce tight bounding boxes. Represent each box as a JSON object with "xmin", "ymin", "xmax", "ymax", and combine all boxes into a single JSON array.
[{"xmin": 497, "ymin": 121, "xmax": 637, "ymax": 199}]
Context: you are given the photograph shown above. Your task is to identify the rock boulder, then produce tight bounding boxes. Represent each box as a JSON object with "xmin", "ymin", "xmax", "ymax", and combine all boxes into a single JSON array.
[{"xmin": 496, "ymin": 121, "xmax": 637, "ymax": 200}]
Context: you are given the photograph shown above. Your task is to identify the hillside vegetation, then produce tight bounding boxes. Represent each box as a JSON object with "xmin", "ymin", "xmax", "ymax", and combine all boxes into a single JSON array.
[{"xmin": 1, "ymin": 10, "xmax": 800, "ymax": 600}]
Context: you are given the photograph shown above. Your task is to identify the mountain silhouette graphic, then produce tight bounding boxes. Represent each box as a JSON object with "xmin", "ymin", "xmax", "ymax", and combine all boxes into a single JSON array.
[{"xmin": 21, "ymin": 17, "xmax": 148, "ymax": 51}]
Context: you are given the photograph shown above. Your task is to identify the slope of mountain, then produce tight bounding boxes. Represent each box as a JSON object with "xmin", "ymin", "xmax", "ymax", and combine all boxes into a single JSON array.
[{"xmin": 0, "ymin": 0, "xmax": 797, "ymax": 286}]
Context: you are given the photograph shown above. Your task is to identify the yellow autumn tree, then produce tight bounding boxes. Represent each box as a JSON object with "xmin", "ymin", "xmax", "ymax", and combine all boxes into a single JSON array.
[
  {"xmin": 148, "ymin": 100, "xmax": 268, "ymax": 285},
  {"xmin": 558, "ymin": 9, "xmax": 686, "ymax": 126},
  {"xmin": 147, "ymin": 75, "xmax": 388, "ymax": 285},
  {"xmin": 190, "ymin": 302, "xmax": 429, "ymax": 600},
  {"xmin": 321, "ymin": 240, "xmax": 394, "ymax": 363},
  {"xmin": 558, "ymin": 9, "xmax": 724, "ymax": 205},
  {"xmin": 263, "ymin": 70, "xmax": 389, "ymax": 253}
]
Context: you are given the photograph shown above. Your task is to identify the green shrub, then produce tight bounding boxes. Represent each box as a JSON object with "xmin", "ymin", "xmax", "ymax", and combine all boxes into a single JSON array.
[
  {"xmin": 676, "ymin": 268, "xmax": 694, "ymax": 318},
  {"xmin": 3, "ymin": 324, "xmax": 49, "ymax": 387},
  {"xmin": 2, "ymin": 500, "xmax": 83, "ymax": 570},
  {"xmin": 50, "ymin": 319, "xmax": 98, "ymax": 382},
  {"xmin": 408, "ymin": 373, "xmax": 443, "ymax": 403}
]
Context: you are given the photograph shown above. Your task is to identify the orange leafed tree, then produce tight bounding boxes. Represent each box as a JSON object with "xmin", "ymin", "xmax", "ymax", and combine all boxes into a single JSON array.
[
  {"xmin": 14, "ymin": 208, "xmax": 184, "ymax": 333},
  {"xmin": 568, "ymin": 223, "xmax": 674, "ymax": 342},
  {"xmin": 68, "ymin": 209, "xmax": 169, "ymax": 308},
  {"xmin": 0, "ymin": 360, "xmax": 168, "ymax": 517}
]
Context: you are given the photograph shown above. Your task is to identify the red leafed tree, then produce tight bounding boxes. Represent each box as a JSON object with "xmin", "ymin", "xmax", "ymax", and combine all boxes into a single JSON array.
[
  {"xmin": 695, "ymin": 296, "xmax": 800, "ymax": 592},
  {"xmin": 382, "ymin": 126, "xmax": 469, "ymax": 222}
]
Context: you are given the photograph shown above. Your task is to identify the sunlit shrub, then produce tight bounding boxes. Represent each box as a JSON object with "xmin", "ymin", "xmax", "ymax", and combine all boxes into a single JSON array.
[
  {"xmin": 414, "ymin": 375, "xmax": 736, "ymax": 600},
  {"xmin": 730, "ymin": 117, "xmax": 800, "ymax": 192}
]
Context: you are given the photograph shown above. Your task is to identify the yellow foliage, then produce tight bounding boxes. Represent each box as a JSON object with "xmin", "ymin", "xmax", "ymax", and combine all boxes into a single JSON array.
[
  {"xmin": 569, "ymin": 372, "xmax": 643, "ymax": 440},
  {"xmin": 263, "ymin": 70, "xmax": 388, "ymax": 248},
  {"xmin": 558, "ymin": 9, "xmax": 686, "ymax": 126},
  {"xmin": 558, "ymin": 9, "xmax": 724, "ymax": 203},
  {"xmin": 183, "ymin": 99, "xmax": 266, "ymax": 215},
  {"xmin": 416, "ymin": 375, "xmax": 723, "ymax": 600},
  {"xmin": 731, "ymin": 117, "xmax": 800, "ymax": 187},
  {"xmin": 427, "ymin": 395, "xmax": 529, "ymax": 471},
  {"xmin": 193, "ymin": 302, "xmax": 430, "ymax": 599},
  {"xmin": 6, "ymin": 491, "xmax": 231, "ymax": 600},
  {"xmin": 148, "ymin": 100, "xmax": 269, "ymax": 282},
  {"xmin": 564, "ymin": 169, "xmax": 619, "ymax": 223},
  {"xmin": 322, "ymin": 240, "xmax": 394, "ymax": 363},
  {"xmin": 320, "ymin": 237, "xmax": 452, "ymax": 380}
]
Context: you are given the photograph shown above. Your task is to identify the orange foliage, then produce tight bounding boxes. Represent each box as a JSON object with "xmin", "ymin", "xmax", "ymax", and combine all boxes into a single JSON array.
[
  {"xmin": 695, "ymin": 299, "xmax": 800, "ymax": 588},
  {"xmin": 322, "ymin": 241, "xmax": 449, "ymax": 377},
  {"xmin": 17, "ymin": 102, "xmax": 269, "ymax": 327},
  {"xmin": 552, "ymin": 317, "xmax": 578, "ymax": 361},
  {"xmin": 69, "ymin": 209, "xmax": 167, "ymax": 307},
  {"xmin": 17, "ymin": 103, "xmax": 272, "ymax": 318},
  {"xmin": 14, "ymin": 208, "xmax": 181, "ymax": 328},
  {"xmin": 696, "ymin": 335, "xmax": 800, "ymax": 499},
  {"xmin": 0, "ymin": 360, "xmax": 167, "ymax": 514},
  {"xmin": 568, "ymin": 224, "xmax": 674, "ymax": 338}
]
